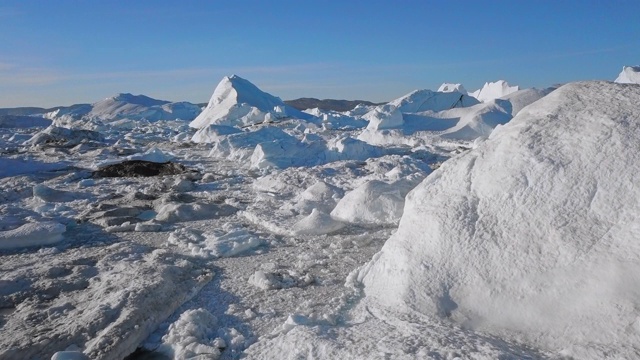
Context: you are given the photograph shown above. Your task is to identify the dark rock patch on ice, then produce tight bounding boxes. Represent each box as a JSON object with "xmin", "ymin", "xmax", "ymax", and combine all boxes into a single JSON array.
[{"xmin": 94, "ymin": 160, "xmax": 187, "ymax": 178}]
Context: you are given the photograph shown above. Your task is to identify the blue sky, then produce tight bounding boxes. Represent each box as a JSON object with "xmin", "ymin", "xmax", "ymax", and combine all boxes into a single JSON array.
[{"xmin": 1, "ymin": 0, "xmax": 639, "ymax": 107}]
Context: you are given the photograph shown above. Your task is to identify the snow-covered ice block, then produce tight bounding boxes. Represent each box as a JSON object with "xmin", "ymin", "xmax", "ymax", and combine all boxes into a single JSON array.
[
  {"xmin": 360, "ymin": 81, "xmax": 640, "ymax": 358},
  {"xmin": 614, "ymin": 65, "xmax": 640, "ymax": 84},
  {"xmin": 0, "ymin": 221, "xmax": 65, "ymax": 250},
  {"xmin": 331, "ymin": 178, "xmax": 420, "ymax": 226}
]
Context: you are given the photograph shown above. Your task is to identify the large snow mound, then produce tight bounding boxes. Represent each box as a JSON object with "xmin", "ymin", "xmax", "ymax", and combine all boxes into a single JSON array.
[
  {"xmin": 44, "ymin": 94, "xmax": 200, "ymax": 124},
  {"xmin": 189, "ymin": 75, "xmax": 309, "ymax": 129},
  {"xmin": 469, "ymin": 80, "xmax": 519, "ymax": 102},
  {"xmin": 359, "ymin": 81, "xmax": 640, "ymax": 357},
  {"xmin": 615, "ymin": 65, "xmax": 640, "ymax": 84}
]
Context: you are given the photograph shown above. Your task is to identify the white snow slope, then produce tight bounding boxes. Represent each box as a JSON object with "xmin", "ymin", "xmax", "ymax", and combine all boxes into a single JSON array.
[
  {"xmin": 189, "ymin": 75, "xmax": 310, "ymax": 129},
  {"xmin": 615, "ymin": 65, "xmax": 640, "ymax": 84},
  {"xmin": 359, "ymin": 81, "xmax": 640, "ymax": 358}
]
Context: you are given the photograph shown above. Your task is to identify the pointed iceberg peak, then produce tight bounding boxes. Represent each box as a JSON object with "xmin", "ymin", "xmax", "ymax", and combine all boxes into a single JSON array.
[
  {"xmin": 469, "ymin": 80, "xmax": 519, "ymax": 102},
  {"xmin": 190, "ymin": 75, "xmax": 307, "ymax": 129}
]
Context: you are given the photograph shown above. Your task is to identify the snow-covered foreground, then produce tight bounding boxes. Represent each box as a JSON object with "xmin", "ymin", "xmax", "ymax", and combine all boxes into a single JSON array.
[{"xmin": 1, "ymin": 73, "xmax": 639, "ymax": 359}]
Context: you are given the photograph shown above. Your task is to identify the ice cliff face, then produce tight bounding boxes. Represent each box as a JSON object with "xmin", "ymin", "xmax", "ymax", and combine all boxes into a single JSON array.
[
  {"xmin": 359, "ymin": 81, "xmax": 640, "ymax": 358},
  {"xmin": 189, "ymin": 75, "xmax": 308, "ymax": 129},
  {"xmin": 614, "ymin": 65, "xmax": 640, "ymax": 84}
]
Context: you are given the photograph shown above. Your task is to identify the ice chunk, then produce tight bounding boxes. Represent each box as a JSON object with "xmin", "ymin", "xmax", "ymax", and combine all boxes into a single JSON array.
[
  {"xmin": 361, "ymin": 81, "xmax": 640, "ymax": 357},
  {"xmin": 614, "ymin": 65, "xmax": 640, "ymax": 84},
  {"xmin": 0, "ymin": 222, "xmax": 65, "ymax": 249},
  {"xmin": 331, "ymin": 178, "xmax": 420, "ymax": 226},
  {"xmin": 157, "ymin": 308, "xmax": 222, "ymax": 360}
]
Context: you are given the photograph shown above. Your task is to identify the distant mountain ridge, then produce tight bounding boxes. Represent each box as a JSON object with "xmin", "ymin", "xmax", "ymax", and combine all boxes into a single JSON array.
[{"xmin": 285, "ymin": 98, "xmax": 382, "ymax": 112}]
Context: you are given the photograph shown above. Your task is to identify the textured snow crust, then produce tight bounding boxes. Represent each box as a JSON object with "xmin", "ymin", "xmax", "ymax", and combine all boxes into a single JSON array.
[{"xmin": 359, "ymin": 81, "xmax": 640, "ymax": 358}]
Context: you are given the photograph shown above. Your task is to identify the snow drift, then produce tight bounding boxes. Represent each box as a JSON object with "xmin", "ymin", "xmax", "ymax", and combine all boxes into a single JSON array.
[
  {"xmin": 359, "ymin": 81, "xmax": 640, "ymax": 357},
  {"xmin": 190, "ymin": 75, "xmax": 309, "ymax": 129},
  {"xmin": 615, "ymin": 65, "xmax": 640, "ymax": 84}
]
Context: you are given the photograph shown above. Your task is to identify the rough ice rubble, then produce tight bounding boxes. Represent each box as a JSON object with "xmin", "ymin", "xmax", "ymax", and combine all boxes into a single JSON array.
[
  {"xmin": 359, "ymin": 81, "xmax": 640, "ymax": 358},
  {"xmin": 0, "ymin": 243, "xmax": 212, "ymax": 360},
  {"xmin": 615, "ymin": 65, "xmax": 640, "ymax": 84},
  {"xmin": 167, "ymin": 226, "xmax": 265, "ymax": 258},
  {"xmin": 189, "ymin": 75, "xmax": 310, "ymax": 129},
  {"xmin": 156, "ymin": 308, "xmax": 226, "ymax": 360}
]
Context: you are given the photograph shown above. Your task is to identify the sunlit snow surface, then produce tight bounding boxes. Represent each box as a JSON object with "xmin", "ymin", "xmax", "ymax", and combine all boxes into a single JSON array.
[{"xmin": 1, "ymin": 75, "xmax": 638, "ymax": 359}]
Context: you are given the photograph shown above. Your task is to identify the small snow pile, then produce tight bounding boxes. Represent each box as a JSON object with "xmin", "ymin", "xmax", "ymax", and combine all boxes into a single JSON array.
[
  {"xmin": 287, "ymin": 181, "xmax": 343, "ymax": 215},
  {"xmin": 359, "ymin": 81, "xmax": 640, "ymax": 358},
  {"xmin": 614, "ymin": 65, "xmax": 640, "ymax": 84},
  {"xmin": 155, "ymin": 202, "xmax": 235, "ymax": 223},
  {"xmin": 292, "ymin": 209, "xmax": 345, "ymax": 235},
  {"xmin": 189, "ymin": 75, "xmax": 309, "ymax": 129},
  {"xmin": 331, "ymin": 176, "xmax": 423, "ymax": 226},
  {"xmin": 0, "ymin": 221, "xmax": 65, "ymax": 249},
  {"xmin": 248, "ymin": 270, "xmax": 313, "ymax": 290},
  {"xmin": 437, "ymin": 83, "xmax": 467, "ymax": 94},
  {"xmin": 157, "ymin": 308, "xmax": 224, "ymax": 360},
  {"xmin": 469, "ymin": 80, "xmax": 519, "ymax": 102}
]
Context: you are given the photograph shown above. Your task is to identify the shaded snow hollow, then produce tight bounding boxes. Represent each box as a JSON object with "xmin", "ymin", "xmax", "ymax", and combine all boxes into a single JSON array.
[{"xmin": 359, "ymin": 81, "xmax": 640, "ymax": 358}]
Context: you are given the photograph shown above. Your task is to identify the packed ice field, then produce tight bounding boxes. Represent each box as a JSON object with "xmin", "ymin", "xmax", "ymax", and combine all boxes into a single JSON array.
[{"xmin": 1, "ymin": 66, "xmax": 639, "ymax": 360}]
